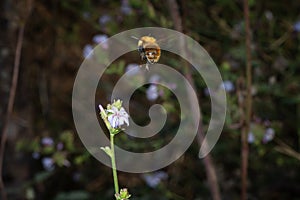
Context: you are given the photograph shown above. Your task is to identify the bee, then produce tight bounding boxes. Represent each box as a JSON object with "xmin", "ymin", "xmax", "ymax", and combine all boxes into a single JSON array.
[{"xmin": 133, "ymin": 36, "xmax": 161, "ymax": 70}]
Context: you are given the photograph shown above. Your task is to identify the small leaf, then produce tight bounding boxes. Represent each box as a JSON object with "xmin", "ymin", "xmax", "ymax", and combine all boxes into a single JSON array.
[
  {"xmin": 53, "ymin": 152, "xmax": 67, "ymax": 167},
  {"xmin": 34, "ymin": 171, "xmax": 53, "ymax": 183},
  {"xmin": 110, "ymin": 128, "xmax": 122, "ymax": 135},
  {"xmin": 101, "ymin": 146, "xmax": 112, "ymax": 157},
  {"xmin": 60, "ymin": 131, "xmax": 75, "ymax": 151}
]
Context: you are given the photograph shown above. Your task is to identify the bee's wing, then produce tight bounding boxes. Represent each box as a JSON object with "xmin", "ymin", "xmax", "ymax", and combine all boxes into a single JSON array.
[{"xmin": 155, "ymin": 35, "xmax": 178, "ymax": 51}]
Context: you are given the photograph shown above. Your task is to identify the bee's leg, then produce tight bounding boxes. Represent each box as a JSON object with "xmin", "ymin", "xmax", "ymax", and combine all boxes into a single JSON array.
[
  {"xmin": 145, "ymin": 63, "xmax": 149, "ymax": 70},
  {"xmin": 138, "ymin": 62, "xmax": 143, "ymax": 68},
  {"xmin": 138, "ymin": 60, "xmax": 144, "ymax": 68}
]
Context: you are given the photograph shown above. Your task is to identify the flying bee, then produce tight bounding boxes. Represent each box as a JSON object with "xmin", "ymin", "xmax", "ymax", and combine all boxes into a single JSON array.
[{"xmin": 132, "ymin": 36, "xmax": 161, "ymax": 70}]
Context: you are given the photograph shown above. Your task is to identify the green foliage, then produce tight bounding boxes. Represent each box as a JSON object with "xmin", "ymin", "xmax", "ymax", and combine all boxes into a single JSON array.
[
  {"xmin": 60, "ymin": 131, "xmax": 75, "ymax": 151},
  {"xmin": 106, "ymin": 61, "xmax": 126, "ymax": 75}
]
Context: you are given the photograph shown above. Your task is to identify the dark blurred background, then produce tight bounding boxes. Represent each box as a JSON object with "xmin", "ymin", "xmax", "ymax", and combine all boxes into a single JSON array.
[{"xmin": 1, "ymin": 0, "xmax": 300, "ymax": 199}]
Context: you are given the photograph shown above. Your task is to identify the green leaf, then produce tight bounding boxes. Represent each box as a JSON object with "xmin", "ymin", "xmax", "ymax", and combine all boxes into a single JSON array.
[
  {"xmin": 110, "ymin": 128, "xmax": 122, "ymax": 135},
  {"xmin": 147, "ymin": 3, "xmax": 156, "ymax": 19},
  {"xmin": 106, "ymin": 61, "xmax": 125, "ymax": 75},
  {"xmin": 53, "ymin": 152, "xmax": 67, "ymax": 167},
  {"xmin": 74, "ymin": 152, "xmax": 90, "ymax": 165},
  {"xmin": 42, "ymin": 146, "xmax": 55, "ymax": 154},
  {"xmin": 101, "ymin": 146, "xmax": 112, "ymax": 157},
  {"xmin": 34, "ymin": 171, "xmax": 53, "ymax": 183},
  {"xmin": 60, "ymin": 131, "xmax": 75, "ymax": 151}
]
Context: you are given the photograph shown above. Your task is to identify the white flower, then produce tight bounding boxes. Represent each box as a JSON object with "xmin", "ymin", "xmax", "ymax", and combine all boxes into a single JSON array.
[
  {"xmin": 93, "ymin": 34, "xmax": 108, "ymax": 44},
  {"xmin": 98, "ymin": 15, "xmax": 111, "ymax": 25},
  {"xmin": 93, "ymin": 34, "xmax": 108, "ymax": 49},
  {"xmin": 83, "ymin": 44, "xmax": 93, "ymax": 58},
  {"xmin": 294, "ymin": 21, "xmax": 300, "ymax": 32},
  {"xmin": 248, "ymin": 132, "xmax": 255, "ymax": 144},
  {"xmin": 125, "ymin": 63, "xmax": 140, "ymax": 76},
  {"xmin": 32, "ymin": 152, "xmax": 40, "ymax": 159},
  {"xmin": 146, "ymin": 84, "xmax": 159, "ymax": 101},
  {"xmin": 142, "ymin": 171, "xmax": 168, "ymax": 188},
  {"xmin": 63, "ymin": 159, "xmax": 71, "ymax": 167},
  {"xmin": 107, "ymin": 106, "xmax": 129, "ymax": 128},
  {"xmin": 264, "ymin": 10, "xmax": 273, "ymax": 21},
  {"xmin": 42, "ymin": 157, "xmax": 54, "ymax": 171},
  {"xmin": 121, "ymin": 0, "xmax": 132, "ymax": 15},
  {"xmin": 41, "ymin": 137, "xmax": 54, "ymax": 146},
  {"xmin": 220, "ymin": 80, "xmax": 235, "ymax": 92},
  {"xmin": 263, "ymin": 128, "xmax": 275, "ymax": 143},
  {"xmin": 149, "ymin": 75, "xmax": 160, "ymax": 83}
]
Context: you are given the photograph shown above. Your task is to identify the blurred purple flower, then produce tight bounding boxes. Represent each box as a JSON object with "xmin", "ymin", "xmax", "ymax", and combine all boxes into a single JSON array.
[
  {"xmin": 57, "ymin": 142, "xmax": 64, "ymax": 151},
  {"xmin": 121, "ymin": 0, "xmax": 132, "ymax": 15},
  {"xmin": 263, "ymin": 128, "xmax": 275, "ymax": 143},
  {"xmin": 142, "ymin": 171, "xmax": 168, "ymax": 188},
  {"xmin": 293, "ymin": 21, "xmax": 300, "ymax": 32},
  {"xmin": 263, "ymin": 120, "xmax": 271, "ymax": 127},
  {"xmin": 93, "ymin": 34, "xmax": 108, "ymax": 49},
  {"xmin": 149, "ymin": 75, "xmax": 160, "ymax": 84},
  {"xmin": 125, "ymin": 63, "xmax": 140, "ymax": 76},
  {"xmin": 166, "ymin": 83, "xmax": 177, "ymax": 90},
  {"xmin": 99, "ymin": 15, "xmax": 111, "ymax": 25},
  {"xmin": 220, "ymin": 80, "xmax": 235, "ymax": 92},
  {"xmin": 204, "ymin": 87, "xmax": 213, "ymax": 97},
  {"xmin": 146, "ymin": 85, "xmax": 159, "ymax": 101},
  {"xmin": 158, "ymin": 88, "xmax": 165, "ymax": 97},
  {"xmin": 83, "ymin": 44, "xmax": 93, "ymax": 58},
  {"xmin": 63, "ymin": 159, "xmax": 71, "ymax": 167},
  {"xmin": 42, "ymin": 157, "xmax": 55, "ymax": 171},
  {"xmin": 248, "ymin": 132, "xmax": 255, "ymax": 144},
  {"xmin": 93, "ymin": 34, "xmax": 108, "ymax": 44},
  {"xmin": 41, "ymin": 137, "xmax": 54, "ymax": 146},
  {"xmin": 32, "ymin": 152, "xmax": 40, "ymax": 159}
]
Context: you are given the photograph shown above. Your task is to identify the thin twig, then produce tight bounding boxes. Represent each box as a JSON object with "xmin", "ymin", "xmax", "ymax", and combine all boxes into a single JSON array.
[
  {"xmin": 0, "ymin": 1, "xmax": 33, "ymax": 199},
  {"xmin": 275, "ymin": 138, "xmax": 300, "ymax": 161},
  {"xmin": 0, "ymin": 23, "xmax": 25, "ymax": 200},
  {"xmin": 167, "ymin": 1, "xmax": 221, "ymax": 200},
  {"xmin": 241, "ymin": 0, "xmax": 252, "ymax": 199}
]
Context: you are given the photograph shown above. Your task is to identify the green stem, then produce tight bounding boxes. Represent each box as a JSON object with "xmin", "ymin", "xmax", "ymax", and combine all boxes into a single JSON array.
[{"xmin": 110, "ymin": 133, "xmax": 119, "ymax": 195}]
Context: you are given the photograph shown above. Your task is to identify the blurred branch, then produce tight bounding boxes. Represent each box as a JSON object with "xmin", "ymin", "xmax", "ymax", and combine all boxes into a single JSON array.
[
  {"xmin": 270, "ymin": 28, "xmax": 292, "ymax": 50},
  {"xmin": 167, "ymin": 1, "xmax": 221, "ymax": 200},
  {"xmin": 0, "ymin": 1, "xmax": 33, "ymax": 199},
  {"xmin": 210, "ymin": 8, "xmax": 232, "ymax": 35},
  {"xmin": 275, "ymin": 139, "xmax": 300, "ymax": 161},
  {"xmin": 167, "ymin": 0, "xmax": 182, "ymax": 32},
  {"xmin": 241, "ymin": 0, "xmax": 252, "ymax": 199},
  {"xmin": 230, "ymin": 78, "xmax": 246, "ymax": 130}
]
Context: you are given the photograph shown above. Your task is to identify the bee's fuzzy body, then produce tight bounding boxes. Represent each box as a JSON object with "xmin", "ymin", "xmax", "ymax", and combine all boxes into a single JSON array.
[{"xmin": 137, "ymin": 36, "xmax": 161, "ymax": 66}]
